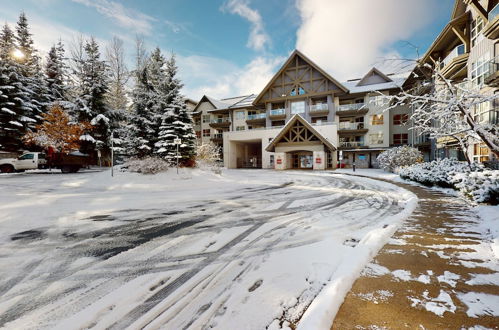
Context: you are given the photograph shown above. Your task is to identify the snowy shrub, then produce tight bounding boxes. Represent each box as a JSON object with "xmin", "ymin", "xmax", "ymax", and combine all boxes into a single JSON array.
[
  {"xmin": 123, "ymin": 157, "xmax": 169, "ymax": 174},
  {"xmin": 377, "ymin": 146, "xmax": 423, "ymax": 172},
  {"xmin": 399, "ymin": 158, "xmax": 499, "ymax": 204},
  {"xmin": 196, "ymin": 142, "xmax": 222, "ymax": 173},
  {"xmin": 454, "ymin": 170, "xmax": 499, "ymax": 204}
]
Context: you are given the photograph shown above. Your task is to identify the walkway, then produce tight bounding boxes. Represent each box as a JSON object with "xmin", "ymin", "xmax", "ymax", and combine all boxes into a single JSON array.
[{"xmin": 332, "ymin": 175, "xmax": 499, "ymax": 329}]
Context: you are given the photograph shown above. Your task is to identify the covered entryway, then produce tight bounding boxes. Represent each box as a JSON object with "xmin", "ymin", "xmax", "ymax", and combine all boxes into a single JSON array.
[
  {"xmin": 266, "ymin": 114, "xmax": 337, "ymax": 170},
  {"xmin": 233, "ymin": 140, "xmax": 262, "ymax": 169},
  {"xmin": 290, "ymin": 151, "xmax": 313, "ymax": 169}
]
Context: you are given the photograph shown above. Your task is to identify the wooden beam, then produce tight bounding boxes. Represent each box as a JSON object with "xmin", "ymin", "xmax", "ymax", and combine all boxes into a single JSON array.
[
  {"xmin": 466, "ymin": 0, "xmax": 488, "ymax": 21},
  {"xmin": 451, "ymin": 25, "xmax": 470, "ymax": 52}
]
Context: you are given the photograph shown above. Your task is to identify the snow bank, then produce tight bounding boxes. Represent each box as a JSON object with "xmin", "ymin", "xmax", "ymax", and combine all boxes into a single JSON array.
[
  {"xmin": 475, "ymin": 205, "xmax": 499, "ymax": 259},
  {"xmin": 399, "ymin": 158, "xmax": 499, "ymax": 204},
  {"xmin": 297, "ymin": 175, "xmax": 417, "ymax": 330}
]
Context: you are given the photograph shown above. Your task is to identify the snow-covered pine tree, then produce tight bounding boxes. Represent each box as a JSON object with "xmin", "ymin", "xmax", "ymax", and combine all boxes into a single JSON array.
[
  {"xmin": 45, "ymin": 41, "xmax": 68, "ymax": 103},
  {"xmin": 126, "ymin": 65, "xmax": 155, "ymax": 157},
  {"xmin": 71, "ymin": 37, "xmax": 113, "ymax": 154},
  {"xmin": 154, "ymin": 54, "xmax": 196, "ymax": 163},
  {"xmin": 15, "ymin": 12, "xmax": 50, "ymax": 120},
  {"xmin": 146, "ymin": 47, "xmax": 168, "ymax": 145},
  {"xmin": 0, "ymin": 24, "xmax": 31, "ymax": 151}
]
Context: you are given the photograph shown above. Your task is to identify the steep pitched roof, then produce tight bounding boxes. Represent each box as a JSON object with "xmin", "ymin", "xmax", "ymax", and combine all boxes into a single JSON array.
[
  {"xmin": 356, "ymin": 67, "xmax": 393, "ymax": 86},
  {"xmin": 253, "ymin": 49, "xmax": 349, "ymax": 105},
  {"xmin": 265, "ymin": 114, "xmax": 336, "ymax": 152},
  {"xmin": 191, "ymin": 95, "xmax": 233, "ymax": 112}
]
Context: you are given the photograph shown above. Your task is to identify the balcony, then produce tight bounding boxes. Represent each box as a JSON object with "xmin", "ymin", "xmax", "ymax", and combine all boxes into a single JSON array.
[
  {"xmin": 484, "ymin": 57, "xmax": 499, "ymax": 87},
  {"xmin": 211, "ymin": 133, "xmax": 223, "ymax": 143},
  {"xmin": 440, "ymin": 44, "xmax": 468, "ymax": 79},
  {"xmin": 209, "ymin": 117, "xmax": 231, "ymax": 128},
  {"xmin": 246, "ymin": 113, "xmax": 266, "ymax": 124},
  {"xmin": 338, "ymin": 122, "xmax": 368, "ymax": 135},
  {"xmin": 483, "ymin": 3, "xmax": 499, "ymax": 39},
  {"xmin": 337, "ymin": 103, "xmax": 368, "ymax": 116},
  {"xmin": 309, "ymin": 103, "xmax": 329, "ymax": 115},
  {"xmin": 269, "ymin": 108, "xmax": 286, "ymax": 119},
  {"xmin": 339, "ymin": 141, "xmax": 367, "ymax": 149}
]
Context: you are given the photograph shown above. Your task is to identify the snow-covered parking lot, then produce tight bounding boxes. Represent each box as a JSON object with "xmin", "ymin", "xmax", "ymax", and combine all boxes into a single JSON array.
[{"xmin": 0, "ymin": 169, "xmax": 416, "ymax": 329}]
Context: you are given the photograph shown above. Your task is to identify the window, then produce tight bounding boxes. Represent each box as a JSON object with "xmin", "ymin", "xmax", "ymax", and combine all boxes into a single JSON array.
[
  {"xmin": 202, "ymin": 115, "xmax": 210, "ymax": 123},
  {"xmin": 473, "ymin": 143, "xmax": 490, "ymax": 162},
  {"xmin": 202, "ymin": 129, "xmax": 211, "ymax": 137},
  {"xmin": 270, "ymin": 155, "xmax": 274, "ymax": 166},
  {"xmin": 393, "ymin": 133, "xmax": 408, "ymax": 145},
  {"xmin": 471, "ymin": 16, "xmax": 484, "ymax": 47},
  {"xmin": 236, "ymin": 126, "xmax": 245, "ymax": 131},
  {"xmin": 18, "ymin": 153, "xmax": 34, "ymax": 160},
  {"xmin": 272, "ymin": 120, "xmax": 285, "ymax": 127},
  {"xmin": 393, "ymin": 114, "xmax": 409, "ymax": 125},
  {"xmin": 371, "ymin": 114, "xmax": 384, "ymax": 125},
  {"xmin": 369, "ymin": 133, "xmax": 384, "ymax": 144},
  {"xmin": 291, "ymin": 101, "xmax": 305, "ymax": 114},
  {"xmin": 235, "ymin": 111, "xmax": 245, "ymax": 120},
  {"xmin": 471, "ymin": 53, "xmax": 490, "ymax": 87},
  {"xmin": 369, "ymin": 95, "xmax": 385, "ymax": 107},
  {"xmin": 290, "ymin": 87, "xmax": 305, "ymax": 96},
  {"xmin": 196, "ymin": 131, "xmax": 201, "ymax": 138}
]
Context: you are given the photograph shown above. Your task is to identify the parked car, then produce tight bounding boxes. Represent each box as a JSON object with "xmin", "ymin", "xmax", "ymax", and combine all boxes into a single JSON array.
[{"xmin": 0, "ymin": 151, "xmax": 89, "ymax": 173}]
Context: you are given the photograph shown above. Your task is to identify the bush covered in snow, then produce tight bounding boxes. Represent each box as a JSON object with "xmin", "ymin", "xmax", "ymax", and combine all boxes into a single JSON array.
[
  {"xmin": 454, "ymin": 170, "xmax": 499, "ymax": 204},
  {"xmin": 377, "ymin": 146, "xmax": 423, "ymax": 172},
  {"xmin": 123, "ymin": 157, "xmax": 169, "ymax": 174},
  {"xmin": 196, "ymin": 142, "xmax": 222, "ymax": 173},
  {"xmin": 399, "ymin": 158, "xmax": 499, "ymax": 204}
]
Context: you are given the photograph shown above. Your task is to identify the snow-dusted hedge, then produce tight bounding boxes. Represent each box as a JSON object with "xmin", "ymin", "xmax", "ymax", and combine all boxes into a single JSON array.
[
  {"xmin": 399, "ymin": 158, "xmax": 499, "ymax": 204},
  {"xmin": 454, "ymin": 170, "xmax": 499, "ymax": 204},
  {"xmin": 123, "ymin": 157, "xmax": 169, "ymax": 174},
  {"xmin": 377, "ymin": 146, "xmax": 423, "ymax": 172}
]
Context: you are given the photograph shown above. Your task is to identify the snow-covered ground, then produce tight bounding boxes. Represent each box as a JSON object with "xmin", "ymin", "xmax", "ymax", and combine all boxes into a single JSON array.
[{"xmin": 0, "ymin": 168, "xmax": 417, "ymax": 329}]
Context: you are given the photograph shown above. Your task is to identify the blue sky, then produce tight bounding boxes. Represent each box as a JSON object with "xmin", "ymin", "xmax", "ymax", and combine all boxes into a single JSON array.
[{"xmin": 2, "ymin": 0, "xmax": 455, "ymax": 99}]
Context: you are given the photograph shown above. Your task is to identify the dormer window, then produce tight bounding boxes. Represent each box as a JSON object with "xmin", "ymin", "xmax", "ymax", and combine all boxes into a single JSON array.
[{"xmin": 290, "ymin": 87, "xmax": 306, "ymax": 96}]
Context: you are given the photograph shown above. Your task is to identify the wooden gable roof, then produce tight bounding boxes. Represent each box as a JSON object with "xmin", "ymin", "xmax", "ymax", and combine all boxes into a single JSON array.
[
  {"xmin": 356, "ymin": 67, "xmax": 393, "ymax": 86},
  {"xmin": 265, "ymin": 114, "xmax": 336, "ymax": 152},
  {"xmin": 254, "ymin": 50, "xmax": 348, "ymax": 105}
]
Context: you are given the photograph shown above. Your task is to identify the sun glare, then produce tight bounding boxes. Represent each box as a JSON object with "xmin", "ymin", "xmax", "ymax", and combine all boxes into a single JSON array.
[{"xmin": 12, "ymin": 48, "xmax": 25, "ymax": 59}]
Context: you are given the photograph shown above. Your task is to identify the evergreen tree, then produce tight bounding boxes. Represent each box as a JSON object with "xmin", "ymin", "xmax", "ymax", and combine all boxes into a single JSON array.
[
  {"xmin": 154, "ymin": 54, "xmax": 196, "ymax": 163},
  {"xmin": 0, "ymin": 24, "xmax": 32, "ymax": 151},
  {"xmin": 71, "ymin": 37, "xmax": 112, "ymax": 153},
  {"xmin": 45, "ymin": 41, "xmax": 67, "ymax": 103},
  {"xmin": 15, "ymin": 12, "xmax": 49, "ymax": 120},
  {"xmin": 126, "ymin": 65, "xmax": 155, "ymax": 157}
]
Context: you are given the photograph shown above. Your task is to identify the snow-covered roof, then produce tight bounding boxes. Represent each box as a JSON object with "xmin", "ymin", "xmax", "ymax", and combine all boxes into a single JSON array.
[
  {"xmin": 205, "ymin": 96, "xmax": 233, "ymax": 110},
  {"xmin": 227, "ymin": 94, "xmax": 257, "ymax": 109},
  {"xmin": 206, "ymin": 94, "xmax": 257, "ymax": 112},
  {"xmin": 341, "ymin": 73, "xmax": 409, "ymax": 94}
]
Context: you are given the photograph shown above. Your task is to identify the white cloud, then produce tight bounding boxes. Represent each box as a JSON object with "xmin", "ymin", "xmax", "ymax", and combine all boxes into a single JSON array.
[
  {"xmin": 222, "ymin": 0, "xmax": 270, "ymax": 52},
  {"xmin": 295, "ymin": 0, "xmax": 435, "ymax": 80},
  {"xmin": 178, "ymin": 55, "xmax": 284, "ymax": 100},
  {"xmin": 72, "ymin": 0, "xmax": 156, "ymax": 35}
]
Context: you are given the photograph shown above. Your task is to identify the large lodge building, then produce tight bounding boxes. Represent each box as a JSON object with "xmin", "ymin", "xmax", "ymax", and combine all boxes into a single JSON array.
[{"xmin": 190, "ymin": 0, "xmax": 499, "ymax": 170}]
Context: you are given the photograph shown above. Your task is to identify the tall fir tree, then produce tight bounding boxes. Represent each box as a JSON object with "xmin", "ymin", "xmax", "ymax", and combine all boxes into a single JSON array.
[
  {"xmin": 126, "ymin": 65, "xmax": 155, "ymax": 157},
  {"xmin": 71, "ymin": 37, "xmax": 113, "ymax": 153},
  {"xmin": 15, "ymin": 12, "xmax": 50, "ymax": 120},
  {"xmin": 45, "ymin": 41, "xmax": 67, "ymax": 103},
  {"xmin": 0, "ymin": 24, "xmax": 33, "ymax": 151},
  {"xmin": 154, "ymin": 54, "xmax": 196, "ymax": 163}
]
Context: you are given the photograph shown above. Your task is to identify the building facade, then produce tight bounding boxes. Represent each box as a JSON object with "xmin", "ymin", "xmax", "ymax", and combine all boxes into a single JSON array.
[
  {"xmin": 191, "ymin": 50, "xmax": 413, "ymax": 170},
  {"xmin": 418, "ymin": 0, "xmax": 498, "ymax": 163}
]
